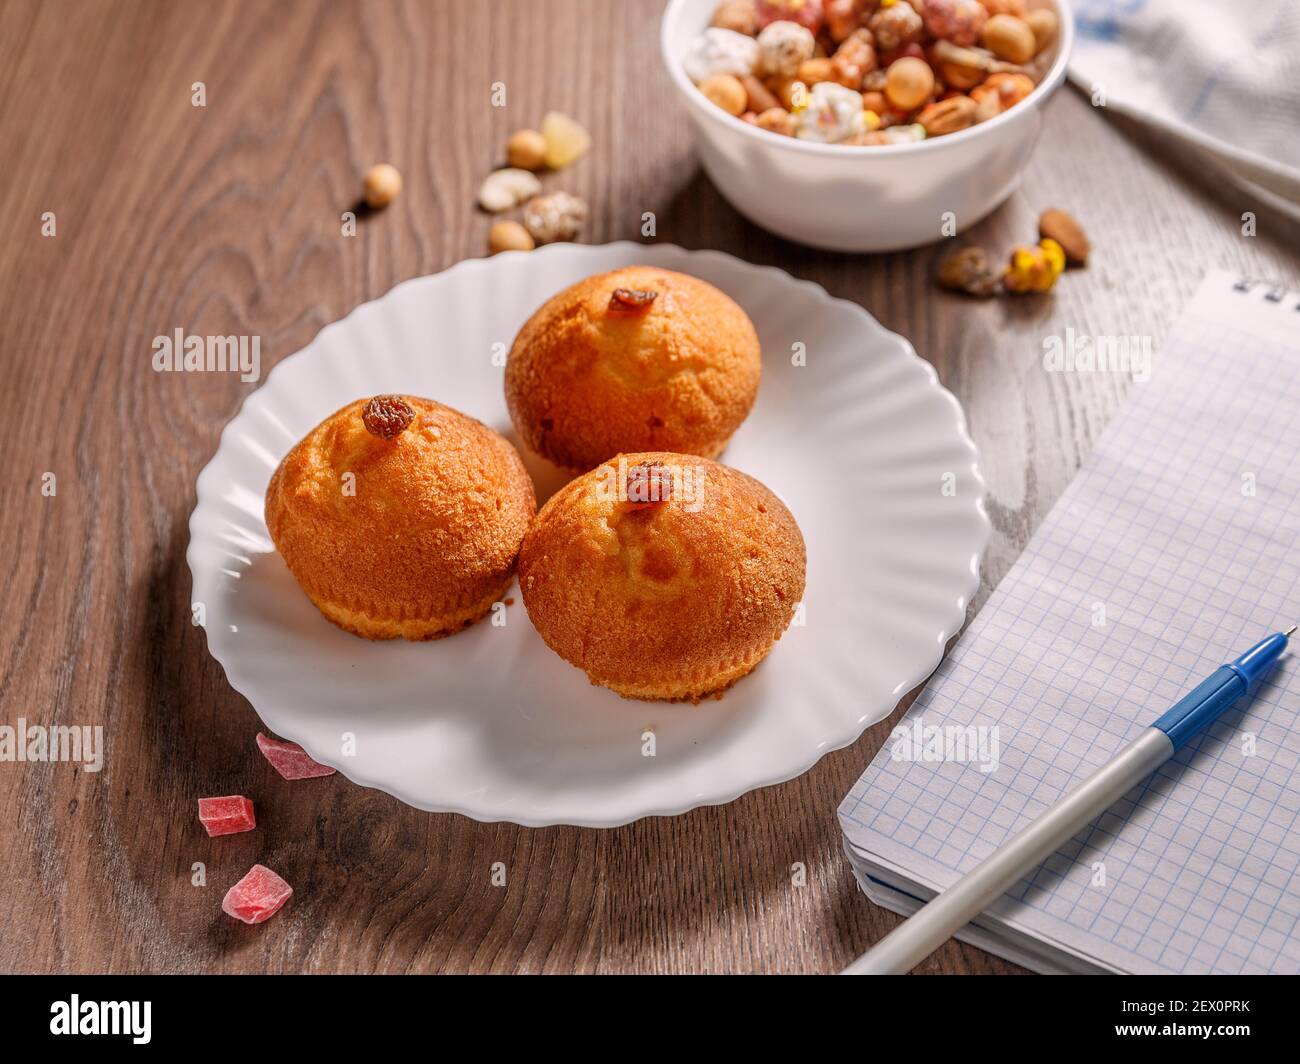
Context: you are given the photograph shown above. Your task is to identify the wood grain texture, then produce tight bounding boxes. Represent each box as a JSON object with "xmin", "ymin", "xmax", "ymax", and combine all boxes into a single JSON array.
[{"xmin": 1, "ymin": 0, "xmax": 1297, "ymax": 975}]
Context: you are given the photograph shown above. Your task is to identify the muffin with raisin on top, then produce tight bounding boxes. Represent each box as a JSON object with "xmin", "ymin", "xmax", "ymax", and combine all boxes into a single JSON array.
[
  {"xmin": 504, "ymin": 267, "xmax": 762, "ymax": 472},
  {"xmin": 265, "ymin": 395, "xmax": 536, "ymax": 640},
  {"xmin": 517, "ymin": 452, "xmax": 804, "ymax": 701}
]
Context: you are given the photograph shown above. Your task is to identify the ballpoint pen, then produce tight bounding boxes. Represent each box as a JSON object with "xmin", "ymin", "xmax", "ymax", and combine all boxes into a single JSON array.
[{"xmin": 842, "ymin": 625, "xmax": 1295, "ymax": 975}]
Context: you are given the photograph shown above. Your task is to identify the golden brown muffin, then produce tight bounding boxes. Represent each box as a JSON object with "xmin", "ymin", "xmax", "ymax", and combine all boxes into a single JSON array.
[
  {"xmin": 504, "ymin": 267, "xmax": 762, "ymax": 472},
  {"xmin": 518, "ymin": 452, "xmax": 805, "ymax": 701},
  {"xmin": 265, "ymin": 395, "xmax": 536, "ymax": 640}
]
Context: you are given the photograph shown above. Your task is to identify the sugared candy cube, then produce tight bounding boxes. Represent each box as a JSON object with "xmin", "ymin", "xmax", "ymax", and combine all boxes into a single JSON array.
[
  {"xmin": 256, "ymin": 732, "xmax": 336, "ymax": 780},
  {"xmin": 198, "ymin": 795, "xmax": 256, "ymax": 837},
  {"xmin": 222, "ymin": 864, "xmax": 293, "ymax": 925}
]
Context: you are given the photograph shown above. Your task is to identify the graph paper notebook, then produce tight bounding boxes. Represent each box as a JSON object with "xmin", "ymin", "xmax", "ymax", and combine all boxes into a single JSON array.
[{"xmin": 839, "ymin": 271, "xmax": 1300, "ymax": 974}]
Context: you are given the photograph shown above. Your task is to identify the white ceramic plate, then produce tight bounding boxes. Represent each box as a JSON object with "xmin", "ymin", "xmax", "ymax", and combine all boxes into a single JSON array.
[{"xmin": 188, "ymin": 242, "xmax": 989, "ymax": 827}]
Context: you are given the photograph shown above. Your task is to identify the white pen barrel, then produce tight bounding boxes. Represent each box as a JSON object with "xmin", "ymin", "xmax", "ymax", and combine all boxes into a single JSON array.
[{"xmin": 843, "ymin": 727, "xmax": 1175, "ymax": 975}]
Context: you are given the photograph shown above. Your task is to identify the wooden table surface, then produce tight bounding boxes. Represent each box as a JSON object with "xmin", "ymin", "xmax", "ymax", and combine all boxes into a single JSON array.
[{"xmin": 2, "ymin": 0, "xmax": 1297, "ymax": 975}]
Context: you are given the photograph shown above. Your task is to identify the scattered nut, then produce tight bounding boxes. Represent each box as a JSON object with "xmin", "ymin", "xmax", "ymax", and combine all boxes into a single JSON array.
[
  {"xmin": 830, "ymin": 28, "xmax": 878, "ymax": 89},
  {"xmin": 1023, "ymin": 9, "xmax": 1059, "ymax": 55},
  {"xmin": 523, "ymin": 191, "xmax": 587, "ymax": 244},
  {"xmin": 742, "ymin": 74, "xmax": 781, "ymax": 112},
  {"xmin": 869, "ymin": 2, "xmax": 924, "ymax": 53},
  {"xmin": 711, "ymin": 0, "xmax": 758, "ymax": 36},
  {"xmin": 478, "ymin": 167, "xmax": 542, "ymax": 213},
  {"xmin": 981, "ymin": 14, "xmax": 1037, "ymax": 65},
  {"xmin": 970, "ymin": 71, "xmax": 1035, "ymax": 112},
  {"xmin": 540, "ymin": 111, "xmax": 591, "ymax": 169},
  {"xmin": 700, "ymin": 73, "xmax": 749, "ymax": 116},
  {"xmin": 937, "ymin": 245, "xmax": 1001, "ymax": 297},
  {"xmin": 884, "ymin": 56, "xmax": 934, "ymax": 111},
  {"xmin": 754, "ymin": 106, "xmax": 795, "ymax": 136},
  {"xmin": 918, "ymin": 94, "xmax": 977, "ymax": 137},
  {"xmin": 362, "ymin": 164, "xmax": 402, "ymax": 209},
  {"xmin": 1038, "ymin": 208, "xmax": 1090, "ymax": 266},
  {"xmin": 488, "ymin": 220, "xmax": 536, "ymax": 255},
  {"xmin": 826, "ymin": 0, "xmax": 872, "ymax": 43},
  {"xmin": 796, "ymin": 57, "xmax": 836, "ymax": 85},
  {"xmin": 506, "ymin": 129, "xmax": 547, "ymax": 171}
]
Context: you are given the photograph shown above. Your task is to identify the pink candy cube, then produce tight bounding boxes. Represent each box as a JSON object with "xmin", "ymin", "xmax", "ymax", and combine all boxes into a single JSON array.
[
  {"xmin": 198, "ymin": 795, "xmax": 256, "ymax": 837},
  {"xmin": 256, "ymin": 732, "xmax": 336, "ymax": 780},
  {"xmin": 222, "ymin": 864, "xmax": 293, "ymax": 925}
]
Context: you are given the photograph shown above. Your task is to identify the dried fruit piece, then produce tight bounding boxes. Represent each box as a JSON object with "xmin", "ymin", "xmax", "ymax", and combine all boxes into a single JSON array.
[
  {"xmin": 478, "ymin": 167, "xmax": 542, "ymax": 212},
  {"xmin": 981, "ymin": 13, "xmax": 1036, "ymax": 64},
  {"xmin": 541, "ymin": 111, "xmax": 591, "ymax": 169},
  {"xmin": 923, "ymin": 0, "xmax": 988, "ymax": 47},
  {"xmin": 362, "ymin": 396, "xmax": 415, "ymax": 440},
  {"xmin": 198, "ymin": 796, "xmax": 256, "ymax": 837},
  {"xmin": 700, "ymin": 72, "xmax": 749, "ymax": 115},
  {"xmin": 256, "ymin": 731, "xmax": 338, "ymax": 779},
  {"xmin": 937, "ymin": 245, "xmax": 1001, "ymax": 297},
  {"xmin": 488, "ymin": 220, "xmax": 535, "ymax": 255},
  {"xmin": 626, "ymin": 462, "xmax": 675, "ymax": 507},
  {"xmin": 1038, "ymin": 208, "xmax": 1090, "ymax": 266},
  {"xmin": 523, "ymin": 191, "xmax": 587, "ymax": 244},
  {"xmin": 757, "ymin": 19, "xmax": 816, "ymax": 78},
  {"xmin": 755, "ymin": 0, "xmax": 824, "ymax": 34},
  {"xmin": 1003, "ymin": 239, "xmax": 1065, "ymax": 294},
  {"xmin": 506, "ymin": 128, "xmax": 547, "ymax": 171},
  {"xmin": 609, "ymin": 288, "xmax": 658, "ymax": 312},
  {"xmin": 362, "ymin": 164, "xmax": 402, "ymax": 209},
  {"xmin": 222, "ymin": 864, "xmax": 293, "ymax": 925}
]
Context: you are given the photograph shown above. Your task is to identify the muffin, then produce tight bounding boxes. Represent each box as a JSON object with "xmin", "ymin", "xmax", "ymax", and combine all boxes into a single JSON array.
[
  {"xmin": 265, "ymin": 395, "xmax": 536, "ymax": 640},
  {"xmin": 504, "ymin": 266, "xmax": 762, "ymax": 472},
  {"xmin": 518, "ymin": 452, "xmax": 805, "ymax": 701}
]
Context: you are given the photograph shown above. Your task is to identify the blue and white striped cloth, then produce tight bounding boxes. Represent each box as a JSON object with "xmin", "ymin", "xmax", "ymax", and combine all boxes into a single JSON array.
[{"xmin": 1069, "ymin": 0, "xmax": 1300, "ymax": 211}]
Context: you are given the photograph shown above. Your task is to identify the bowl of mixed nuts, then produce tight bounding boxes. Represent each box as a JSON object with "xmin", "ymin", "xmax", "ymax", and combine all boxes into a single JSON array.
[{"xmin": 661, "ymin": 0, "xmax": 1073, "ymax": 251}]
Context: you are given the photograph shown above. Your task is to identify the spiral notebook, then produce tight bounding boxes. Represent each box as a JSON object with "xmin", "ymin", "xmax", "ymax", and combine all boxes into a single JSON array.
[{"xmin": 839, "ymin": 271, "xmax": 1300, "ymax": 974}]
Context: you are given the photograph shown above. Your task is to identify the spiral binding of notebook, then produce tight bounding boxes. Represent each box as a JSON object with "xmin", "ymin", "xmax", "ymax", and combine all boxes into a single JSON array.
[{"xmin": 839, "ymin": 270, "xmax": 1300, "ymax": 974}]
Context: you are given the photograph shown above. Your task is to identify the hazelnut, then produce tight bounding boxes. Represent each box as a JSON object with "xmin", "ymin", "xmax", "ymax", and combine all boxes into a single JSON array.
[
  {"xmin": 362, "ymin": 163, "xmax": 402, "ymax": 209},
  {"xmin": 700, "ymin": 73, "xmax": 749, "ymax": 115},
  {"xmin": 884, "ymin": 56, "xmax": 934, "ymax": 111},
  {"xmin": 488, "ymin": 220, "xmax": 536, "ymax": 255},
  {"xmin": 506, "ymin": 129, "xmax": 547, "ymax": 170}
]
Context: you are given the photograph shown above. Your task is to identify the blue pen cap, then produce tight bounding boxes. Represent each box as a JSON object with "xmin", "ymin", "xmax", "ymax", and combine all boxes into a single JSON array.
[
  {"xmin": 1227, "ymin": 630, "xmax": 1291, "ymax": 694},
  {"xmin": 1153, "ymin": 631, "xmax": 1290, "ymax": 750}
]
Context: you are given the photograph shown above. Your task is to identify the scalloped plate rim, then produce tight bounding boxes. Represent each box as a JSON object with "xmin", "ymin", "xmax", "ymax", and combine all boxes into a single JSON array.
[{"xmin": 186, "ymin": 241, "xmax": 991, "ymax": 827}]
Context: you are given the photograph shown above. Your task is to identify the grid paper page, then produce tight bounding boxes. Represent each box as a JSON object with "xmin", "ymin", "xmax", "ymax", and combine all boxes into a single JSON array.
[{"xmin": 839, "ymin": 272, "xmax": 1300, "ymax": 974}]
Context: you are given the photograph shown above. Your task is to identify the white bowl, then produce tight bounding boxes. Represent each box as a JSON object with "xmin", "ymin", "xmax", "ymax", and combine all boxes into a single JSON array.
[{"xmin": 661, "ymin": 0, "xmax": 1075, "ymax": 252}]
